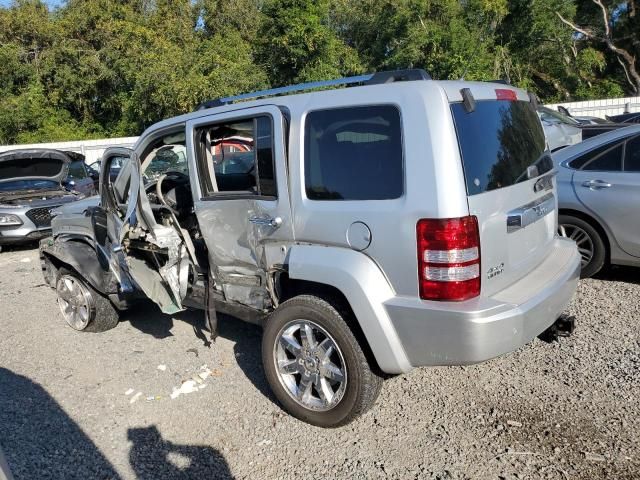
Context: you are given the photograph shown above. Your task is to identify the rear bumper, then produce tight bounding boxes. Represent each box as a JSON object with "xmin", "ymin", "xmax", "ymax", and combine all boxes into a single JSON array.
[{"xmin": 385, "ymin": 237, "xmax": 580, "ymax": 367}]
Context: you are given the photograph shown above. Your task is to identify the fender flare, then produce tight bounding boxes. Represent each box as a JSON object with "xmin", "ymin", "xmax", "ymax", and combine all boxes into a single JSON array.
[
  {"xmin": 40, "ymin": 237, "xmax": 118, "ymax": 295},
  {"xmin": 286, "ymin": 245, "xmax": 412, "ymax": 374}
]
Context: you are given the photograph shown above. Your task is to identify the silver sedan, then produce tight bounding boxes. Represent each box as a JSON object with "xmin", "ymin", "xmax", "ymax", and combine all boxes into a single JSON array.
[{"xmin": 553, "ymin": 124, "xmax": 640, "ymax": 277}]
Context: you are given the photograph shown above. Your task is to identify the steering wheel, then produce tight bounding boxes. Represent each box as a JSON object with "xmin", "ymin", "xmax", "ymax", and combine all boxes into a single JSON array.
[{"xmin": 155, "ymin": 171, "xmax": 190, "ymax": 216}]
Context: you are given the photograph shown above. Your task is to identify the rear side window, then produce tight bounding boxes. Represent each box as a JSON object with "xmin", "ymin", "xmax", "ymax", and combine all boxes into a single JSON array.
[
  {"xmin": 568, "ymin": 141, "xmax": 624, "ymax": 171},
  {"xmin": 624, "ymin": 135, "xmax": 640, "ymax": 172},
  {"xmin": 451, "ymin": 100, "xmax": 551, "ymax": 195},
  {"xmin": 304, "ymin": 105, "xmax": 403, "ymax": 200}
]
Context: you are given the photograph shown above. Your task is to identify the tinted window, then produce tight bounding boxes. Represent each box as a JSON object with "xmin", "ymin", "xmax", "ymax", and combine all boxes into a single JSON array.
[
  {"xmin": 304, "ymin": 105, "xmax": 403, "ymax": 200},
  {"xmin": 197, "ymin": 116, "xmax": 276, "ymax": 196},
  {"xmin": 624, "ymin": 135, "xmax": 640, "ymax": 172},
  {"xmin": 569, "ymin": 141, "xmax": 623, "ymax": 171},
  {"xmin": 452, "ymin": 100, "xmax": 551, "ymax": 195},
  {"xmin": 68, "ymin": 161, "xmax": 87, "ymax": 179}
]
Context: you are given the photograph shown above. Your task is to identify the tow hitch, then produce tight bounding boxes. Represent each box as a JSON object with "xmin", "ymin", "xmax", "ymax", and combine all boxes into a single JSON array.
[{"xmin": 539, "ymin": 314, "xmax": 576, "ymax": 343}]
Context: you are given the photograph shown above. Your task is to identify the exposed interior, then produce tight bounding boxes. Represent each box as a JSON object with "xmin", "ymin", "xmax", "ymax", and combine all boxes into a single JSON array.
[{"xmin": 108, "ymin": 119, "xmax": 274, "ymax": 313}]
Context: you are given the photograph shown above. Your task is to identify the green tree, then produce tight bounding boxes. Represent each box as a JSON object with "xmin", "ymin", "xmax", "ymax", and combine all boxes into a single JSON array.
[{"xmin": 257, "ymin": 0, "xmax": 363, "ymax": 85}]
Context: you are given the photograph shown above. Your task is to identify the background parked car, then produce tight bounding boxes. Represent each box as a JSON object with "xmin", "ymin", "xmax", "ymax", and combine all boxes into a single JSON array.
[
  {"xmin": 538, "ymin": 106, "xmax": 582, "ymax": 151},
  {"xmin": 556, "ymin": 106, "xmax": 611, "ymax": 125},
  {"xmin": 0, "ymin": 149, "xmax": 94, "ymax": 250},
  {"xmin": 556, "ymin": 105, "xmax": 640, "ymax": 139},
  {"xmin": 607, "ymin": 112, "xmax": 640, "ymax": 124},
  {"xmin": 553, "ymin": 125, "xmax": 640, "ymax": 277}
]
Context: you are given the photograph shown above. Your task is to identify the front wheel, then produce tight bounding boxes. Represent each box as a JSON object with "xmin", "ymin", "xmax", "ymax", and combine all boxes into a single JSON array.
[
  {"xmin": 262, "ymin": 295, "xmax": 383, "ymax": 427},
  {"xmin": 55, "ymin": 269, "xmax": 119, "ymax": 332}
]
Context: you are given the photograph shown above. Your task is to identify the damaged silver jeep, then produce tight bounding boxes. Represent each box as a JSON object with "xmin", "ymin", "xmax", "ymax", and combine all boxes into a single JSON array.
[{"xmin": 41, "ymin": 70, "xmax": 580, "ymax": 427}]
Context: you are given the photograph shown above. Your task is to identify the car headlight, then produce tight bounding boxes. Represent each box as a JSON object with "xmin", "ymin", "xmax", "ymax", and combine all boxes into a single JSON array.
[{"xmin": 0, "ymin": 213, "xmax": 23, "ymax": 226}]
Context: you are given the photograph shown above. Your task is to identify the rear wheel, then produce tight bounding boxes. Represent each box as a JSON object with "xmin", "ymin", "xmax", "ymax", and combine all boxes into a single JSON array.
[
  {"xmin": 558, "ymin": 214, "xmax": 606, "ymax": 278},
  {"xmin": 55, "ymin": 269, "xmax": 119, "ymax": 332},
  {"xmin": 262, "ymin": 295, "xmax": 383, "ymax": 427}
]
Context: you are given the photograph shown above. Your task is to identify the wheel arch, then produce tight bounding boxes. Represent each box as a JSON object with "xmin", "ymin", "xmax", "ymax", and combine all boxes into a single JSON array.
[
  {"xmin": 281, "ymin": 244, "xmax": 412, "ymax": 374},
  {"xmin": 40, "ymin": 236, "xmax": 116, "ymax": 295}
]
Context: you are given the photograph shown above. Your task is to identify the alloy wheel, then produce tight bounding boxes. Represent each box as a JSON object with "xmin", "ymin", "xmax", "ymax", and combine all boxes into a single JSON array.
[
  {"xmin": 273, "ymin": 319, "xmax": 347, "ymax": 412},
  {"xmin": 56, "ymin": 275, "xmax": 93, "ymax": 331},
  {"xmin": 558, "ymin": 223, "xmax": 594, "ymax": 267}
]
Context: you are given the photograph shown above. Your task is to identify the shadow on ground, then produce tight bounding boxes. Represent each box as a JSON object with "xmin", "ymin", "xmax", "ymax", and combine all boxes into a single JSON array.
[
  {"xmin": 0, "ymin": 368, "xmax": 234, "ymax": 479},
  {"xmin": 127, "ymin": 426, "xmax": 232, "ymax": 479},
  {"xmin": 594, "ymin": 265, "xmax": 640, "ymax": 285},
  {"xmin": 0, "ymin": 242, "xmax": 39, "ymax": 254},
  {"xmin": 0, "ymin": 367, "xmax": 121, "ymax": 479},
  {"xmin": 122, "ymin": 305, "xmax": 278, "ymax": 406}
]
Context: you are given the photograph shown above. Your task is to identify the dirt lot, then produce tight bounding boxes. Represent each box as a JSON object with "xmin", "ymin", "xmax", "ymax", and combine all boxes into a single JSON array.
[{"xmin": 0, "ymin": 245, "xmax": 638, "ymax": 480}]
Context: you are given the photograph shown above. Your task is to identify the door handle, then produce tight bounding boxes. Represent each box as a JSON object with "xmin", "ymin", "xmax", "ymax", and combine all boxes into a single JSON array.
[
  {"xmin": 249, "ymin": 215, "xmax": 282, "ymax": 228},
  {"xmin": 582, "ymin": 179, "xmax": 612, "ymax": 190}
]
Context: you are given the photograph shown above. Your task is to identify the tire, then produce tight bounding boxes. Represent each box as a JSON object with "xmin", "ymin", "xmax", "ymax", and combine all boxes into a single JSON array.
[
  {"xmin": 55, "ymin": 268, "xmax": 119, "ymax": 332},
  {"xmin": 558, "ymin": 214, "xmax": 606, "ymax": 278},
  {"xmin": 262, "ymin": 295, "xmax": 383, "ymax": 427}
]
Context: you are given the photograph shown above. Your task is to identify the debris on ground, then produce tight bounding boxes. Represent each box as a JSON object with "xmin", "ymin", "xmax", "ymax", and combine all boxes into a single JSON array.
[
  {"xmin": 170, "ymin": 380, "xmax": 200, "ymax": 399},
  {"xmin": 170, "ymin": 367, "xmax": 213, "ymax": 399},
  {"xmin": 125, "ymin": 388, "xmax": 134, "ymax": 395},
  {"xmin": 157, "ymin": 364, "xmax": 167, "ymax": 371},
  {"xmin": 583, "ymin": 452, "xmax": 607, "ymax": 462},
  {"xmin": 129, "ymin": 392, "xmax": 142, "ymax": 404},
  {"xmin": 507, "ymin": 420, "xmax": 523, "ymax": 427}
]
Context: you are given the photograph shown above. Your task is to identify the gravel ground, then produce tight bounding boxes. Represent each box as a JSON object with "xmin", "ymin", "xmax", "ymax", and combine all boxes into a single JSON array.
[{"xmin": 0, "ymin": 245, "xmax": 638, "ymax": 480}]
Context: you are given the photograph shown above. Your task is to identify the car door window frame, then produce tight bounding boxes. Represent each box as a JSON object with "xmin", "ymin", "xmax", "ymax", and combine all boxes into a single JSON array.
[
  {"xmin": 623, "ymin": 134, "xmax": 640, "ymax": 172},
  {"xmin": 100, "ymin": 147, "xmax": 136, "ymax": 215},
  {"xmin": 568, "ymin": 139, "xmax": 625, "ymax": 172},
  {"xmin": 194, "ymin": 113, "xmax": 278, "ymax": 201}
]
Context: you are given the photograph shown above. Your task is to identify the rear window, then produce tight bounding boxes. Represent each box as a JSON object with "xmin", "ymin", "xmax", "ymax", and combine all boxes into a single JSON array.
[
  {"xmin": 451, "ymin": 100, "xmax": 551, "ymax": 196},
  {"xmin": 304, "ymin": 105, "xmax": 403, "ymax": 200},
  {"xmin": 568, "ymin": 141, "xmax": 624, "ymax": 171}
]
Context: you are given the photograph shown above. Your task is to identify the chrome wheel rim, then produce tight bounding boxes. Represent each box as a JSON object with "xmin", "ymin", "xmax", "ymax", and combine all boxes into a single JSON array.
[
  {"xmin": 56, "ymin": 275, "xmax": 92, "ymax": 330},
  {"xmin": 273, "ymin": 320, "xmax": 347, "ymax": 412},
  {"xmin": 559, "ymin": 224, "xmax": 594, "ymax": 267}
]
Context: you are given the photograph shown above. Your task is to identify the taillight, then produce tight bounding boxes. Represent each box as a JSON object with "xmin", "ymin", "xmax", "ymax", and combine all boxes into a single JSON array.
[{"xmin": 417, "ymin": 216, "xmax": 481, "ymax": 301}]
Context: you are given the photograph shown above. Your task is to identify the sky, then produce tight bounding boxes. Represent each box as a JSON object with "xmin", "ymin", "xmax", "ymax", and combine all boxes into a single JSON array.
[{"xmin": 0, "ymin": 0, "xmax": 65, "ymax": 7}]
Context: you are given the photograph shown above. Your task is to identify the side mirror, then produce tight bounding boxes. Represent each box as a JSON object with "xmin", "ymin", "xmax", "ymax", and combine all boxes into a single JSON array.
[{"xmin": 63, "ymin": 179, "xmax": 76, "ymax": 189}]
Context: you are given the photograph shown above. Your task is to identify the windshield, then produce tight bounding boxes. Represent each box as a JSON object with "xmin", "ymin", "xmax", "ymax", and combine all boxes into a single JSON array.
[
  {"xmin": 0, "ymin": 179, "xmax": 60, "ymax": 192},
  {"xmin": 452, "ymin": 100, "xmax": 552, "ymax": 195},
  {"xmin": 145, "ymin": 145, "xmax": 188, "ymax": 180},
  {"xmin": 538, "ymin": 106, "xmax": 580, "ymax": 126}
]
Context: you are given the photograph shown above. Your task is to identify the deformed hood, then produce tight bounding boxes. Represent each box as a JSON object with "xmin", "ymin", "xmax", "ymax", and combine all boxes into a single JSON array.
[{"xmin": 0, "ymin": 149, "xmax": 80, "ymax": 184}]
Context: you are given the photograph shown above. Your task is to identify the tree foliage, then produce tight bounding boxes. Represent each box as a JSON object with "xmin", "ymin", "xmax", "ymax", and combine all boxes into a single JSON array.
[{"xmin": 0, "ymin": 0, "xmax": 637, "ymax": 144}]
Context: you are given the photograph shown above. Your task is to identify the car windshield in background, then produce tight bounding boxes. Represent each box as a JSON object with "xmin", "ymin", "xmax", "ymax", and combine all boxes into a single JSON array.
[
  {"xmin": 451, "ymin": 100, "xmax": 551, "ymax": 196},
  {"xmin": 538, "ymin": 106, "xmax": 581, "ymax": 126},
  {"xmin": 0, "ymin": 179, "xmax": 60, "ymax": 192}
]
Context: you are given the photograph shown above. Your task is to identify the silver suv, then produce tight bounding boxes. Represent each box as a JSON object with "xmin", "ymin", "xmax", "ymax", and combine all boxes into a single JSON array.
[{"xmin": 40, "ymin": 70, "xmax": 580, "ymax": 427}]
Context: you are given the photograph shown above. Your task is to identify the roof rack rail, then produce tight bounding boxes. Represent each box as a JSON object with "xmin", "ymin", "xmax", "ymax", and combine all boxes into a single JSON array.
[{"xmin": 195, "ymin": 68, "xmax": 431, "ymax": 111}]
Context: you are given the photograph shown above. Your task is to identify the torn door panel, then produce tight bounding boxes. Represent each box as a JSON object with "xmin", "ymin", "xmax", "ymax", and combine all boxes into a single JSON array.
[{"xmin": 118, "ymin": 153, "xmax": 194, "ymax": 314}]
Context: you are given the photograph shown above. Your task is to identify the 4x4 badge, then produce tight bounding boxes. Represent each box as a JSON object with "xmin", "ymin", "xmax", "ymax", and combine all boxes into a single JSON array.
[{"xmin": 487, "ymin": 263, "xmax": 505, "ymax": 279}]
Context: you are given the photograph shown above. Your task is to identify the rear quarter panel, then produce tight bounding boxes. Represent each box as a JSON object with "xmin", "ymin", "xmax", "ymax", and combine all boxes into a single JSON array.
[{"xmin": 284, "ymin": 82, "xmax": 469, "ymax": 297}]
